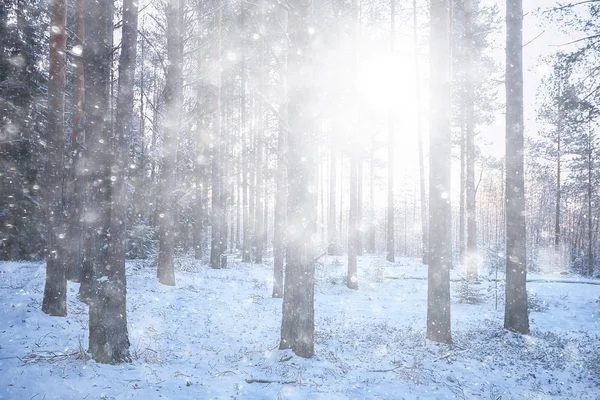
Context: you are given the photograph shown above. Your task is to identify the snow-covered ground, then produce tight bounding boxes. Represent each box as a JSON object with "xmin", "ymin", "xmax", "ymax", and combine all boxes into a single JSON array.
[{"xmin": 1, "ymin": 255, "xmax": 599, "ymax": 399}]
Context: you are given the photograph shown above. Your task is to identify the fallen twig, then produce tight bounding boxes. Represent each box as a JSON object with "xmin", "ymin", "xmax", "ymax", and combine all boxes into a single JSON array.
[{"xmin": 245, "ymin": 378, "xmax": 297, "ymax": 384}]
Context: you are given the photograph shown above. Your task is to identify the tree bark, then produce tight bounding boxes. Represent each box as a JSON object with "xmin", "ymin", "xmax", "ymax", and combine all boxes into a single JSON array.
[
  {"xmin": 157, "ymin": 0, "xmax": 182, "ymax": 284},
  {"xmin": 241, "ymin": 3, "xmax": 250, "ymax": 263},
  {"xmin": 465, "ymin": 0, "xmax": 477, "ymax": 277},
  {"xmin": 386, "ymin": 0, "xmax": 395, "ymax": 263},
  {"xmin": 210, "ymin": 0, "xmax": 224, "ymax": 269},
  {"xmin": 413, "ymin": 0, "xmax": 428, "ymax": 265},
  {"xmin": 504, "ymin": 0, "xmax": 529, "ymax": 335},
  {"xmin": 83, "ymin": 0, "xmax": 130, "ymax": 363},
  {"xmin": 327, "ymin": 148, "xmax": 337, "ymax": 254},
  {"xmin": 427, "ymin": 0, "xmax": 452, "ymax": 344},
  {"xmin": 65, "ymin": 0, "xmax": 85, "ymax": 282},
  {"xmin": 42, "ymin": 0, "xmax": 67, "ymax": 317},
  {"xmin": 280, "ymin": 0, "xmax": 315, "ymax": 359},
  {"xmin": 273, "ymin": 1, "xmax": 288, "ymax": 298}
]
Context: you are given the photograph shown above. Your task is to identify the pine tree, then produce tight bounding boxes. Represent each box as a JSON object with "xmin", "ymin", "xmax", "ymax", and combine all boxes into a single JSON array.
[
  {"xmin": 280, "ymin": 0, "xmax": 316, "ymax": 359},
  {"xmin": 41, "ymin": 0, "xmax": 67, "ymax": 317},
  {"xmin": 504, "ymin": 0, "xmax": 529, "ymax": 335},
  {"xmin": 427, "ymin": 0, "xmax": 453, "ymax": 344},
  {"xmin": 83, "ymin": 0, "xmax": 130, "ymax": 363}
]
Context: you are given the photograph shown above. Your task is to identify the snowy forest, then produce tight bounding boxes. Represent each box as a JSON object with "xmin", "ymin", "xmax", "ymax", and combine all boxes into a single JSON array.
[{"xmin": 1, "ymin": 0, "xmax": 600, "ymax": 398}]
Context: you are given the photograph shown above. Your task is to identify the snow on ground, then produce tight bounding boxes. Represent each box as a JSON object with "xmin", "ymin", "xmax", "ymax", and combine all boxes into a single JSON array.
[{"xmin": 1, "ymin": 256, "xmax": 599, "ymax": 399}]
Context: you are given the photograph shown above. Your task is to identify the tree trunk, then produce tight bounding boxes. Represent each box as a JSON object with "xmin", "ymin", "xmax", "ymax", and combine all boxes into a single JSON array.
[
  {"xmin": 459, "ymin": 124, "xmax": 466, "ymax": 263},
  {"xmin": 273, "ymin": 2, "xmax": 288, "ymax": 298},
  {"xmin": 255, "ymin": 14, "xmax": 265, "ymax": 263},
  {"xmin": 65, "ymin": 0, "xmax": 85, "ymax": 282},
  {"xmin": 465, "ymin": 0, "xmax": 477, "ymax": 277},
  {"xmin": 386, "ymin": 0, "xmax": 395, "ymax": 263},
  {"xmin": 427, "ymin": 0, "xmax": 452, "ymax": 344},
  {"xmin": 42, "ymin": 0, "xmax": 67, "ymax": 317},
  {"xmin": 587, "ymin": 121, "xmax": 593, "ymax": 276},
  {"xmin": 280, "ymin": 0, "xmax": 315, "ymax": 359},
  {"xmin": 357, "ymin": 161, "xmax": 363, "ymax": 256},
  {"xmin": 347, "ymin": 0, "xmax": 360, "ymax": 287},
  {"xmin": 414, "ymin": 0, "xmax": 428, "ymax": 265},
  {"xmin": 157, "ymin": 0, "xmax": 182, "ymax": 284},
  {"xmin": 241, "ymin": 3, "xmax": 250, "ymax": 263},
  {"xmin": 193, "ymin": 2, "xmax": 205, "ymax": 260},
  {"xmin": 555, "ymin": 129, "xmax": 561, "ymax": 253},
  {"xmin": 328, "ymin": 148, "xmax": 337, "ymax": 254},
  {"xmin": 348, "ymin": 158, "xmax": 359, "ymax": 289},
  {"xmin": 504, "ymin": 0, "xmax": 529, "ymax": 334},
  {"xmin": 83, "ymin": 0, "xmax": 130, "ymax": 363},
  {"xmin": 367, "ymin": 141, "xmax": 375, "ymax": 253},
  {"xmin": 210, "ymin": 0, "xmax": 223, "ymax": 269}
]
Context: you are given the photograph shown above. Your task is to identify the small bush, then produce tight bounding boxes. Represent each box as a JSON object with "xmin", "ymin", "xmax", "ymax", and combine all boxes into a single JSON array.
[
  {"xmin": 456, "ymin": 275, "xmax": 486, "ymax": 304},
  {"xmin": 528, "ymin": 291, "xmax": 549, "ymax": 312},
  {"xmin": 126, "ymin": 223, "xmax": 157, "ymax": 259}
]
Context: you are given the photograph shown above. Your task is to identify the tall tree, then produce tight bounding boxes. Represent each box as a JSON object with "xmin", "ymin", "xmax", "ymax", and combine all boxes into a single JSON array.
[
  {"xmin": 414, "ymin": 0, "xmax": 428, "ymax": 265},
  {"xmin": 347, "ymin": 0, "xmax": 359, "ymax": 290},
  {"xmin": 65, "ymin": 0, "xmax": 86, "ymax": 282},
  {"xmin": 504, "ymin": 0, "xmax": 529, "ymax": 334},
  {"xmin": 280, "ymin": 0, "xmax": 316, "ymax": 359},
  {"xmin": 464, "ymin": 0, "xmax": 477, "ymax": 277},
  {"xmin": 240, "ymin": 2, "xmax": 251, "ymax": 263},
  {"xmin": 41, "ymin": 0, "xmax": 67, "ymax": 317},
  {"xmin": 273, "ymin": 1, "xmax": 288, "ymax": 298},
  {"xmin": 157, "ymin": 0, "xmax": 182, "ymax": 284},
  {"xmin": 426, "ymin": 0, "xmax": 452, "ymax": 344},
  {"xmin": 210, "ymin": 0, "xmax": 224, "ymax": 268},
  {"xmin": 83, "ymin": 0, "xmax": 130, "ymax": 363},
  {"xmin": 386, "ymin": 0, "xmax": 395, "ymax": 263},
  {"xmin": 327, "ymin": 148, "xmax": 337, "ymax": 254}
]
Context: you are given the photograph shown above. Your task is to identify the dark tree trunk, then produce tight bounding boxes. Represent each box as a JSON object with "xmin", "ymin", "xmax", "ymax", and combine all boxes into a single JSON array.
[
  {"xmin": 42, "ymin": 0, "xmax": 67, "ymax": 317},
  {"xmin": 280, "ymin": 0, "xmax": 315, "ymax": 359},
  {"xmin": 157, "ymin": 0, "xmax": 182, "ymax": 285},
  {"xmin": 427, "ymin": 0, "xmax": 452, "ymax": 344},
  {"xmin": 65, "ymin": 0, "xmax": 85, "ymax": 283},
  {"xmin": 504, "ymin": 0, "xmax": 529, "ymax": 335},
  {"xmin": 83, "ymin": 0, "xmax": 130, "ymax": 363}
]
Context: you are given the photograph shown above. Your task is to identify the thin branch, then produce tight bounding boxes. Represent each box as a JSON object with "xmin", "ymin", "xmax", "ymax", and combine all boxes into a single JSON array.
[
  {"xmin": 550, "ymin": 33, "xmax": 600, "ymax": 47},
  {"xmin": 245, "ymin": 378, "xmax": 297, "ymax": 384},
  {"xmin": 523, "ymin": 30, "xmax": 545, "ymax": 48}
]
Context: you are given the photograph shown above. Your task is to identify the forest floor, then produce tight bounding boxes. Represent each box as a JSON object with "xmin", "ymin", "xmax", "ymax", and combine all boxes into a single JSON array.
[{"xmin": 1, "ymin": 255, "xmax": 599, "ymax": 399}]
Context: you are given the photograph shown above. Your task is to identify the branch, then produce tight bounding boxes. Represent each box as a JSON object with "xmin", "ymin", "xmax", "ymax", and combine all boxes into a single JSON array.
[
  {"xmin": 245, "ymin": 378, "xmax": 297, "ymax": 384},
  {"xmin": 542, "ymin": 0, "xmax": 600, "ymax": 14},
  {"xmin": 550, "ymin": 33, "xmax": 600, "ymax": 47},
  {"xmin": 523, "ymin": 30, "xmax": 545, "ymax": 48}
]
